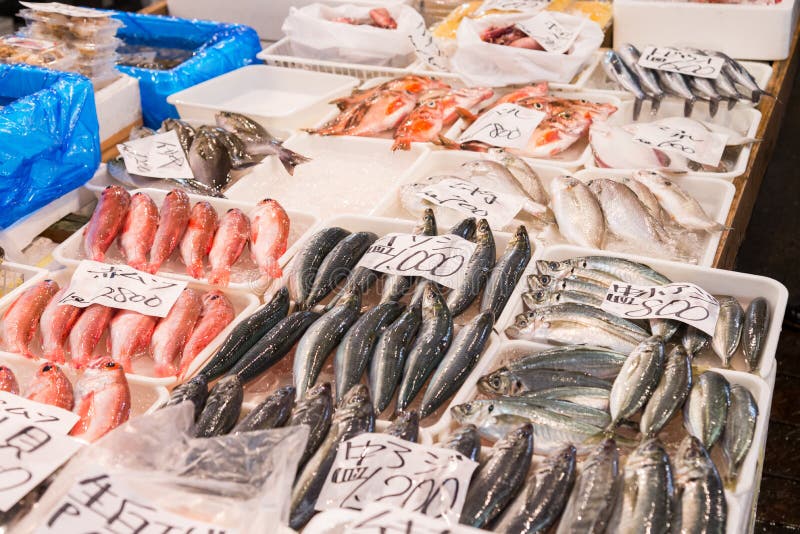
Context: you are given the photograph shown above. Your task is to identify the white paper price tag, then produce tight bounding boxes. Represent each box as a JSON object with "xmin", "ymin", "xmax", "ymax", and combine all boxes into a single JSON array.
[
  {"xmin": 316, "ymin": 433, "xmax": 478, "ymax": 522},
  {"xmin": 628, "ymin": 118, "xmax": 729, "ymax": 167},
  {"xmin": 637, "ymin": 46, "xmax": 725, "ymax": 80},
  {"xmin": 516, "ymin": 12, "xmax": 581, "ymax": 54},
  {"xmin": 601, "ymin": 282, "xmax": 720, "ymax": 336},
  {"xmin": 20, "ymin": 2, "xmax": 110, "ymax": 18},
  {"xmin": 476, "ymin": 0, "xmax": 549, "ymax": 15},
  {"xmin": 36, "ymin": 469, "xmax": 235, "ymax": 533},
  {"xmin": 345, "ymin": 503, "xmax": 485, "ymax": 534},
  {"xmin": 117, "ymin": 130, "xmax": 195, "ymax": 180},
  {"xmin": 0, "ymin": 392, "xmax": 82, "ymax": 512},
  {"xmin": 59, "ymin": 260, "xmax": 188, "ymax": 318},
  {"xmin": 408, "ymin": 20, "xmax": 449, "ymax": 71},
  {"xmin": 459, "ymin": 103, "xmax": 545, "ymax": 150},
  {"xmin": 416, "ymin": 178, "xmax": 525, "ymax": 229},
  {"xmin": 357, "ymin": 234, "xmax": 477, "ymax": 289}
]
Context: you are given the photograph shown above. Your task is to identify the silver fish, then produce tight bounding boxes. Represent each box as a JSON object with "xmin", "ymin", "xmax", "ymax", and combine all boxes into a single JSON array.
[
  {"xmin": 385, "ymin": 410, "xmax": 419, "ymax": 442},
  {"xmin": 529, "ymin": 270, "xmax": 622, "ymax": 291},
  {"xmin": 608, "ymin": 336, "xmax": 665, "ymax": 428},
  {"xmin": 106, "ymin": 157, "xmax": 225, "ymax": 198},
  {"xmin": 289, "ymin": 382, "xmax": 333, "ymax": 469},
  {"xmin": 478, "ymin": 367, "xmax": 611, "ymax": 397},
  {"xmin": 713, "ymin": 69, "xmax": 747, "ymax": 110},
  {"xmin": 649, "ymin": 318, "xmax": 681, "ymax": 342},
  {"xmin": 683, "ymin": 371, "xmax": 730, "ymax": 449},
  {"xmin": 459, "ymin": 424, "xmax": 533, "ymax": 528},
  {"xmin": 613, "ymin": 438, "xmax": 674, "ymax": 534},
  {"xmin": 162, "ymin": 118, "xmax": 195, "ymax": 153},
  {"xmin": 620, "ymin": 176, "xmax": 666, "ymax": 223},
  {"xmin": 493, "ymin": 444, "xmax": 577, "ymax": 534},
  {"xmin": 549, "ymin": 175, "xmax": 606, "ymax": 249},
  {"xmin": 515, "ymin": 397, "xmax": 611, "ymax": 429},
  {"xmin": 556, "ymin": 438, "xmax": 620, "ymax": 534},
  {"xmin": 674, "ymin": 436, "xmax": 727, "ymax": 534},
  {"xmin": 711, "ymin": 296, "xmax": 744, "ymax": 367},
  {"xmin": 304, "ymin": 231, "xmax": 378, "ymax": 309},
  {"xmin": 284, "ymin": 227, "xmax": 350, "ymax": 305},
  {"xmin": 524, "ymin": 386, "xmax": 611, "ymax": 410},
  {"xmin": 188, "ymin": 128, "xmax": 232, "ymax": 191},
  {"xmin": 481, "ymin": 225, "xmax": 531, "ymax": 318},
  {"xmin": 742, "ymin": 297, "xmax": 769, "ymax": 372},
  {"xmin": 602, "ymin": 50, "xmax": 646, "ymax": 120},
  {"xmin": 721, "ymin": 383, "xmax": 758, "ymax": 482},
  {"xmin": 682, "ymin": 326, "xmax": 711, "ymax": 358},
  {"xmin": 618, "ymin": 43, "xmax": 665, "ymax": 115},
  {"xmin": 447, "ymin": 218, "xmax": 495, "ymax": 317},
  {"xmin": 632, "ymin": 170, "xmax": 725, "ymax": 232},
  {"xmin": 442, "ymin": 424, "xmax": 481, "ymax": 461},
  {"xmin": 686, "ymin": 75, "xmax": 722, "ymax": 118},
  {"xmin": 537, "ymin": 256, "xmax": 671, "ymax": 286},
  {"xmin": 448, "ymin": 217, "xmax": 477, "ymax": 240},
  {"xmin": 526, "ymin": 303, "xmax": 650, "ymax": 340},
  {"xmin": 706, "ymin": 50, "xmax": 766, "ymax": 103},
  {"xmin": 527, "ymin": 277, "xmax": 608, "ymax": 300},
  {"xmin": 523, "ymin": 289, "xmax": 603, "ymax": 309},
  {"xmin": 656, "ymin": 70, "xmax": 696, "ymax": 117},
  {"xmin": 640, "ymin": 345, "xmax": 692, "ymax": 437},
  {"xmin": 381, "ymin": 209, "xmax": 436, "ymax": 302},
  {"xmin": 487, "ymin": 148, "xmax": 549, "ymax": 204},
  {"xmin": 369, "ymin": 306, "xmax": 422, "ymax": 414},
  {"xmin": 503, "ymin": 345, "xmax": 626, "ymax": 379}
]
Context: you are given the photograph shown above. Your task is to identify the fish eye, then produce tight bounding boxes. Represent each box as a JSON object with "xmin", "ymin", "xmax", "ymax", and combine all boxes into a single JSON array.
[
  {"xmin": 540, "ymin": 275, "xmax": 552, "ymax": 285},
  {"xmin": 548, "ymin": 261, "xmax": 560, "ymax": 270},
  {"xmin": 534, "ymin": 103, "xmax": 543, "ymax": 110},
  {"xmin": 487, "ymin": 404, "xmax": 494, "ymax": 412},
  {"xmin": 105, "ymin": 361, "xmax": 116, "ymax": 369},
  {"xmin": 426, "ymin": 101, "xmax": 437, "ymax": 107},
  {"xmin": 42, "ymin": 364, "xmax": 53, "ymax": 372}
]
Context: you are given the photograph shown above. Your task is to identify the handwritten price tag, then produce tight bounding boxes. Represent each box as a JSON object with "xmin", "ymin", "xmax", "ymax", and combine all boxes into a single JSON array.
[
  {"xmin": 416, "ymin": 178, "xmax": 525, "ymax": 229},
  {"xmin": 357, "ymin": 234, "xmax": 477, "ymax": 289},
  {"xmin": 117, "ymin": 130, "xmax": 194, "ymax": 180},
  {"xmin": 408, "ymin": 21, "xmax": 449, "ymax": 71},
  {"xmin": 0, "ymin": 392, "xmax": 82, "ymax": 512},
  {"xmin": 459, "ymin": 103, "xmax": 545, "ymax": 150},
  {"xmin": 601, "ymin": 282, "xmax": 720, "ymax": 336},
  {"xmin": 20, "ymin": 2, "xmax": 111, "ymax": 18},
  {"xmin": 516, "ymin": 12, "xmax": 582, "ymax": 54},
  {"xmin": 345, "ymin": 503, "xmax": 485, "ymax": 534},
  {"xmin": 476, "ymin": 0, "xmax": 548, "ymax": 15},
  {"xmin": 637, "ymin": 46, "xmax": 725, "ymax": 80},
  {"xmin": 316, "ymin": 433, "xmax": 478, "ymax": 523},
  {"xmin": 628, "ymin": 118, "xmax": 729, "ymax": 167},
  {"xmin": 59, "ymin": 260, "xmax": 187, "ymax": 318},
  {"xmin": 36, "ymin": 469, "xmax": 235, "ymax": 533}
]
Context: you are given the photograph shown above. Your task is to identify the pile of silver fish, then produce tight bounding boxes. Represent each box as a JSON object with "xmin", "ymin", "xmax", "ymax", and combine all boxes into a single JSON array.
[
  {"xmin": 602, "ymin": 45, "xmax": 767, "ymax": 119},
  {"xmin": 112, "ymin": 111, "xmax": 310, "ymax": 196}
]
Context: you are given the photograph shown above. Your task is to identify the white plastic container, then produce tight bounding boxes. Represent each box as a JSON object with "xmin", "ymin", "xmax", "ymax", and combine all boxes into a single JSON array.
[
  {"xmin": 53, "ymin": 188, "xmax": 318, "ymax": 293},
  {"xmin": 166, "ymin": 66, "xmax": 361, "ymax": 139},
  {"xmin": 225, "ymin": 133, "xmax": 430, "ymax": 220},
  {"xmin": 499, "ymin": 244, "xmax": 788, "ymax": 380},
  {"xmin": 94, "ymin": 73, "xmax": 141, "ymax": 145},
  {"xmin": 0, "ymin": 262, "xmax": 48, "ymax": 307},
  {"xmin": 0, "ymin": 267, "xmax": 259, "ymax": 386},
  {"xmin": 613, "ymin": 0, "xmax": 800, "ymax": 61}
]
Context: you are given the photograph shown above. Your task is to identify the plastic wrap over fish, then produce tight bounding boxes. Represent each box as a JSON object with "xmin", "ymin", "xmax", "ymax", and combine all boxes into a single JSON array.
[
  {"xmin": 112, "ymin": 11, "xmax": 262, "ymax": 128},
  {"xmin": 14, "ymin": 403, "xmax": 309, "ymax": 533},
  {"xmin": 0, "ymin": 64, "xmax": 100, "ymax": 229}
]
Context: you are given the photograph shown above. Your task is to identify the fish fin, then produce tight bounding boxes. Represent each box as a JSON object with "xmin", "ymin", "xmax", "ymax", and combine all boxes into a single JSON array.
[
  {"xmin": 683, "ymin": 98, "xmax": 695, "ymax": 117},
  {"xmin": 455, "ymin": 107, "xmax": 478, "ymax": 124},
  {"xmin": 727, "ymin": 97, "xmax": 737, "ymax": 110},
  {"xmin": 69, "ymin": 394, "xmax": 94, "ymax": 436},
  {"xmin": 708, "ymin": 97, "xmax": 720, "ymax": 118},
  {"xmin": 650, "ymin": 95, "xmax": 662, "ymax": 116},
  {"xmin": 392, "ymin": 138, "xmax": 411, "ymax": 151},
  {"xmin": 208, "ymin": 268, "xmax": 231, "ymax": 288},
  {"xmin": 632, "ymin": 98, "xmax": 643, "ymax": 121},
  {"xmin": 436, "ymin": 134, "xmax": 462, "ymax": 150},
  {"xmin": 276, "ymin": 146, "xmax": 311, "ymax": 176}
]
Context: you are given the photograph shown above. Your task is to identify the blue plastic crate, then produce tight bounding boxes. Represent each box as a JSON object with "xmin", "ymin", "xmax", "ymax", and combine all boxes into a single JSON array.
[
  {"xmin": 0, "ymin": 64, "xmax": 100, "ymax": 229},
  {"xmin": 112, "ymin": 11, "xmax": 262, "ymax": 129}
]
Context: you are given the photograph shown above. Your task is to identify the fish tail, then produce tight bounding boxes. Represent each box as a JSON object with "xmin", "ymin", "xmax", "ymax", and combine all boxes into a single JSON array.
[
  {"xmin": 436, "ymin": 134, "xmax": 462, "ymax": 150},
  {"xmin": 455, "ymin": 106, "xmax": 478, "ymax": 124},
  {"xmin": 709, "ymin": 97, "xmax": 720, "ymax": 118},
  {"xmin": 277, "ymin": 146, "xmax": 311, "ymax": 176},
  {"xmin": 392, "ymin": 138, "xmax": 411, "ymax": 151},
  {"xmin": 650, "ymin": 95, "xmax": 662, "ymax": 116},
  {"xmin": 683, "ymin": 98, "xmax": 695, "ymax": 117},
  {"xmin": 727, "ymin": 97, "xmax": 737, "ymax": 110},
  {"xmin": 633, "ymin": 98, "xmax": 643, "ymax": 121}
]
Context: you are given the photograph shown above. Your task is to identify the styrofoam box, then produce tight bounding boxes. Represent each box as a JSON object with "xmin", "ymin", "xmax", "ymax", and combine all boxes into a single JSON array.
[
  {"xmin": 0, "ymin": 267, "xmax": 259, "ymax": 386},
  {"xmin": 586, "ymin": 98, "xmax": 762, "ymax": 181},
  {"xmin": 53, "ymin": 188, "xmax": 318, "ymax": 293},
  {"xmin": 168, "ymin": 0, "xmax": 417, "ymax": 42},
  {"xmin": 0, "ymin": 262, "xmax": 48, "ymax": 307},
  {"xmin": 445, "ymin": 90, "xmax": 624, "ymax": 172},
  {"xmin": 580, "ymin": 50, "xmax": 774, "ymax": 108},
  {"xmin": 613, "ymin": 0, "xmax": 800, "ymax": 61},
  {"xmin": 426, "ymin": 337, "xmax": 774, "ymax": 534},
  {"xmin": 0, "ymin": 351, "xmax": 169, "ymax": 420},
  {"xmin": 499, "ymin": 244, "xmax": 788, "ymax": 380},
  {"xmin": 225, "ymin": 133, "xmax": 430, "ymax": 220},
  {"xmin": 95, "ymin": 73, "xmax": 141, "ymax": 145},
  {"xmin": 167, "ymin": 66, "xmax": 361, "ymax": 140}
]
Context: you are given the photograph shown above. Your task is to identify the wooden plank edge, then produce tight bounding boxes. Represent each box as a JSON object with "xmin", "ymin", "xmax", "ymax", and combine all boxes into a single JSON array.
[
  {"xmin": 139, "ymin": 0, "xmax": 168, "ymax": 15},
  {"xmin": 101, "ymin": 119, "xmax": 143, "ymax": 162}
]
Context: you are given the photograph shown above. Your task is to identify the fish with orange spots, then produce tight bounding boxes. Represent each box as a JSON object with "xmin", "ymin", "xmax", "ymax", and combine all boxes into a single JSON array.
[
  {"xmin": 330, "ymin": 75, "xmax": 451, "ymax": 111},
  {"xmin": 311, "ymin": 90, "xmax": 418, "ymax": 137}
]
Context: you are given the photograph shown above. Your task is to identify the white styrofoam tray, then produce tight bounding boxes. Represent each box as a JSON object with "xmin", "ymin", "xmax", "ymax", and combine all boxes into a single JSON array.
[
  {"xmin": 585, "ymin": 98, "xmax": 762, "ymax": 181},
  {"xmin": 95, "ymin": 73, "xmax": 141, "ymax": 144},
  {"xmin": 425, "ymin": 338, "xmax": 774, "ymax": 534},
  {"xmin": 225, "ymin": 132, "xmax": 430, "ymax": 221},
  {"xmin": 579, "ymin": 50, "xmax": 774, "ymax": 108},
  {"xmin": 444, "ymin": 90, "xmax": 625, "ymax": 172},
  {"xmin": 0, "ymin": 262, "xmax": 48, "ymax": 308},
  {"xmin": 53, "ymin": 188, "xmax": 318, "ymax": 293},
  {"xmin": 167, "ymin": 65, "xmax": 361, "ymax": 140},
  {"xmin": 499, "ymin": 244, "xmax": 788, "ymax": 380},
  {"xmin": 0, "ymin": 267, "xmax": 259, "ymax": 386},
  {"xmin": 613, "ymin": 0, "xmax": 799, "ymax": 61}
]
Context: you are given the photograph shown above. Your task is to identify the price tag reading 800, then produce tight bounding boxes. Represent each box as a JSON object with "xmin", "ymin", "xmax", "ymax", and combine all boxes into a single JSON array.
[
  {"xmin": 601, "ymin": 282, "xmax": 720, "ymax": 336},
  {"xmin": 458, "ymin": 103, "xmax": 546, "ymax": 151}
]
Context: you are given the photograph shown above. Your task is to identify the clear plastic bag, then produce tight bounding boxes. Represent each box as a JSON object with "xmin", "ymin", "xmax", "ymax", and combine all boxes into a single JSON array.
[
  {"xmin": 450, "ymin": 11, "xmax": 603, "ymax": 86},
  {"xmin": 281, "ymin": 3, "xmax": 424, "ymax": 67},
  {"xmin": 13, "ymin": 403, "xmax": 309, "ymax": 533}
]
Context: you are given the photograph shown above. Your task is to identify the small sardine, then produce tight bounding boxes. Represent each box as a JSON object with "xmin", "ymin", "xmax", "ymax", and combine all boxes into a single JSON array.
[
  {"xmin": 381, "ymin": 209, "xmax": 436, "ymax": 303},
  {"xmin": 442, "ymin": 424, "xmax": 481, "ymax": 461},
  {"xmin": 537, "ymin": 256, "xmax": 671, "ymax": 286},
  {"xmin": 504, "ymin": 345, "xmax": 626, "ymax": 380},
  {"xmin": 284, "ymin": 227, "xmax": 351, "ymax": 305},
  {"xmin": 742, "ymin": 297, "xmax": 769, "ymax": 372},
  {"xmin": 478, "ymin": 367, "xmax": 611, "ymax": 397},
  {"xmin": 447, "ymin": 219, "xmax": 495, "ymax": 317},
  {"xmin": 161, "ymin": 374, "xmax": 207, "ymax": 420},
  {"xmin": 687, "ymin": 75, "xmax": 722, "ymax": 117},
  {"xmin": 193, "ymin": 375, "xmax": 243, "ymax": 438},
  {"xmin": 233, "ymin": 385, "xmax": 295, "ymax": 433},
  {"xmin": 289, "ymin": 382, "xmax": 333, "ymax": 469},
  {"xmin": 370, "ymin": 306, "xmax": 422, "ymax": 414},
  {"xmin": 674, "ymin": 436, "xmax": 727, "ymax": 534},
  {"xmin": 684, "ymin": 371, "xmax": 731, "ymax": 449},
  {"xmin": 613, "ymin": 438, "xmax": 674, "ymax": 534},
  {"xmin": 618, "ymin": 43, "xmax": 665, "ymax": 115},
  {"xmin": 608, "ymin": 336, "xmax": 665, "ymax": 428},
  {"xmin": 657, "ymin": 70, "xmax": 696, "ymax": 116},
  {"xmin": 481, "ymin": 225, "xmax": 531, "ymax": 318},
  {"xmin": 711, "ymin": 296, "xmax": 744, "ymax": 367},
  {"xmin": 602, "ymin": 50, "xmax": 646, "ymax": 120},
  {"xmin": 385, "ymin": 410, "xmax": 419, "ymax": 442},
  {"xmin": 304, "ymin": 232, "xmax": 378, "ymax": 309},
  {"xmin": 721, "ymin": 383, "xmax": 758, "ymax": 482},
  {"xmin": 640, "ymin": 345, "xmax": 692, "ymax": 437}
]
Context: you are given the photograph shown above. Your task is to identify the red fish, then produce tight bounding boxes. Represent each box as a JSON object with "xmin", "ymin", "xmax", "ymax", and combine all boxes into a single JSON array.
[
  {"xmin": 1, "ymin": 279, "xmax": 59, "ymax": 358},
  {"xmin": 179, "ymin": 201, "xmax": 219, "ymax": 280},
  {"xmin": 250, "ymin": 199, "xmax": 290, "ymax": 279},
  {"xmin": 392, "ymin": 87, "xmax": 494, "ymax": 150},
  {"xmin": 69, "ymin": 304, "xmax": 114, "ymax": 369},
  {"xmin": 314, "ymin": 90, "xmax": 418, "ymax": 137},
  {"xmin": 330, "ymin": 75, "xmax": 451, "ymax": 110},
  {"xmin": 516, "ymin": 96, "xmax": 618, "ymax": 122},
  {"xmin": 26, "ymin": 362, "xmax": 74, "ymax": 410},
  {"xmin": 495, "ymin": 84, "xmax": 550, "ymax": 106},
  {"xmin": 40, "ymin": 288, "xmax": 82, "ymax": 364},
  {"xmin": 109, "ymin": 310, "xmax": 158, "ymax": 371},
  {"xmin": 119, "ymin": 193, "xmax": 159, "ymax": 271},
  {"xmin": 0, "ymin": 366, "xmax": 19, "ymax": 395},
  {"xmin": 369, "ymin": 7, "xmax": 397, "ymax": 29},
  {"xmin": 84, "ymin": 185, "xmax": 131, "ymax": 262},
  {"xmin": 70, "ymin": 358, "xmax": 131, "ymax": 442},
  {"xmin": 150, "ymin": 288, "xmax": 203, "ymax": 377},
  {"xmin": 148, "ymin": 189, "xmax": 191, "ymax": 274},
  {"xmin": 179, "ymin": 290, "xmax": 235, "ymax": 377},
  {"xmin": 208, "ymin": 208, "xmax": 250, "ymax": 287}
]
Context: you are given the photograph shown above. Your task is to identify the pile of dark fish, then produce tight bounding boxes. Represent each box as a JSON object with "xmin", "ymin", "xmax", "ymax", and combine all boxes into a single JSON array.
[
  {"xmin": 109, "ymin": 111, "xmax": 310, "ymax": 197},
  {"xmin": 603, "ymin": 44, "xmax": 767, "ymax": 119}
]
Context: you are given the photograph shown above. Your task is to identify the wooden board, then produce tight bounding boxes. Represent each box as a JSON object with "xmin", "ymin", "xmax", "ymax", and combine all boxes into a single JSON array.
[
  {"xmin": 139, "ymin": 0, "xmax": 168, "ymax": 15},
  {"xmin": 100, "ymin": 119, "xmax": 144, "ymax": 162}
]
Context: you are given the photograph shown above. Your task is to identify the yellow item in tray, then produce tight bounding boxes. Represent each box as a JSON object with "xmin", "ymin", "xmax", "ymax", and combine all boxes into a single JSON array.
[{"xmin": 433, "ymin": 1, "xmax": 481, "ymax": 39}]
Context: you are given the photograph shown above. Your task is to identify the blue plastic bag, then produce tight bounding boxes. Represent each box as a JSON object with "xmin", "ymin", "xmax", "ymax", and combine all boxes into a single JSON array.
[
  {"xmin": 0, "ymin": 64, "xmax": 100, "ymax": 229},
  {"xmin": 113, "ymin": 11, "xmax": 262, "ymax": 129}
]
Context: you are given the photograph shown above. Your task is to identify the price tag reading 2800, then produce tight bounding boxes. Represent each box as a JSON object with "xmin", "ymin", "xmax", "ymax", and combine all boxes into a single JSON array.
[
  {"xmin": 601, "ymin": 282, "xmax": 720, "ymax": 336},
  {"xmin": 357, "ymin": 234, "xmax": 477, "ymax": 289}
]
